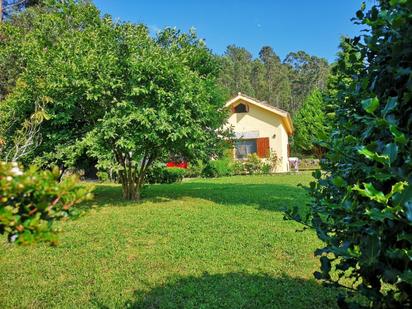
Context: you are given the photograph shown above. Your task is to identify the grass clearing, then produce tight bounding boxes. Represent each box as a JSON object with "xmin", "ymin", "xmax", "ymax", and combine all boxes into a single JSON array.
[{"xmin": 0, "ymin": 172, "xmax": 340, "ymax": 308}]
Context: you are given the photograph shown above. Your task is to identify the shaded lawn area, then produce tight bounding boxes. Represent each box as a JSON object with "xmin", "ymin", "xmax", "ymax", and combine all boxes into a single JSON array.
[{"xmin": 0, "ymin": 172, "xmax": 340, "ymax": 308}]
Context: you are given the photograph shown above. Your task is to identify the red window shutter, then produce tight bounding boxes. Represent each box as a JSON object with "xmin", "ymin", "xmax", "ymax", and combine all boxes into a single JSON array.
[{"xmin": 256, "ymin": 137, "xmax": 269, "ymax": 158}]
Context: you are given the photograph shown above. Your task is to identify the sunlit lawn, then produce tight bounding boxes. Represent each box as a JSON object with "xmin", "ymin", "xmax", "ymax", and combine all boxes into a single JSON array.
[{"xmin": 0, "ymin": 172, "xmax": 340, "ymax": 308}]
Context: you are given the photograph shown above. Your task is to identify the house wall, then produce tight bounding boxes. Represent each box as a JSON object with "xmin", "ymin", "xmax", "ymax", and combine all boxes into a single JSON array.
[{"xmin": 227, "ymin": 100, "xmax": 290, "ymax": 172}]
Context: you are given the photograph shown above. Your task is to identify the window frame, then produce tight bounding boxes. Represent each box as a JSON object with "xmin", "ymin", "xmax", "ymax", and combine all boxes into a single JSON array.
[{"xmin": 234, "ymin": 138, "xmax": 257, "ymax": 159}]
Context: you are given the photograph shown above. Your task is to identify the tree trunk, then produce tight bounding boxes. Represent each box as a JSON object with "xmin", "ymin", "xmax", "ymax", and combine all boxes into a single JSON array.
[
  {"xmin": 121, "ymin": 179, "xmax": 140, "ymax": 200},
  {"xmin": 117, "ymin": 153, "xmax": 155, "ymax": 201}
]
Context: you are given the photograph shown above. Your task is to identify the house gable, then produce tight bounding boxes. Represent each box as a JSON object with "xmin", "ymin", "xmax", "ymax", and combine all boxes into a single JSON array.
[{"xmin": 225, "ymin": 93, "xmax": 294, "ymax": 136}]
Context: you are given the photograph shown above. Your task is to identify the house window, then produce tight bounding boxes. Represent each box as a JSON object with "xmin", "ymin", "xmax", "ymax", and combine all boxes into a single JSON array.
[
  {"xmin": 235, "ymin": 137, "xmax": 270, "ymax": 159},
  {"xmin": 235, "ymin": 139, "xmax": 257, "ymax": 159},
  {"xmin": 234, "ymin": 103, "xmax": 248, "ymax": 113}
]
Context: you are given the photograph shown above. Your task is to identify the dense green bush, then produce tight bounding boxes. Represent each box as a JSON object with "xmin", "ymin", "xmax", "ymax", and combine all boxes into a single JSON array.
[
  {"xmin": 202, "ymin": 159, "xmax": 233, "ymax": 178},
  {"xmin": 0, "ymin": 162, "xmax": 93, "ymax": 245},
  {"xmin": 287, "ymin": 1, "xmax": 412, "ymax": 307},
  {"xmin": 185, "ymin": 160, "xmax": 204, "ymax": 178},
  {"xmin": 145, "ymin": 165, "xmax": 186, "ymax": 184},
  {"xmin": 260, "ymin": 163, "xmax": 272, "ymax": 175}
]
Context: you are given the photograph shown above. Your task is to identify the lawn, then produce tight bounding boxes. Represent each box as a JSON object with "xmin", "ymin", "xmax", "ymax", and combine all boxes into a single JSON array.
[{"xmin": 0, "ymin": 173, "xmax": 340, "ymax": 308}]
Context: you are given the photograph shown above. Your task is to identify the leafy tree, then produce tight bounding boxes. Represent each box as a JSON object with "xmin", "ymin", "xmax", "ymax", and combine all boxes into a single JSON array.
[
  {"xmin": 258, "ymin": 46, "xmax": 291, "ymax": 110},
  {"xmin": 218, "ymin": 45, "xmax": 255, "ymax": 96},
  {"xmin": 286, "ymin": 1, "xmax": 412, "ymax": 307},
  {"xmin": 0, "ymin": 1, "xmax": 126, "ymax": 171},
  {"xmin": 86, "ymin": 28, "xmax": 228, "ymax": 200},
  {"xmin": 284, "ymin": 51, "xmax": 329, "ymax": 112},
  {"xmin": 218, "ymin": 45, "xmax": 325, "ymax": 114},
  {"xmin": 291, "ymin": 89, "xmax": 328, "ymax": 157},
  {"xmin": 0, "ymin": 161, "xmax": 93, "ymax": 245}
]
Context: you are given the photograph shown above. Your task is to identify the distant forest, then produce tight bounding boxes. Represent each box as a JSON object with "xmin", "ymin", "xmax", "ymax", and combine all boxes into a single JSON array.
[{"xmin": 217, "ymin": 45, "xmax": 330, "ymax": 114}]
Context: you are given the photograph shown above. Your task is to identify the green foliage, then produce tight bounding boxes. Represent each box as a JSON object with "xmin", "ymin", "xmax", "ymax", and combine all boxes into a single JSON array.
[
  {"xmin": 292, "ymin": 89, "xmax": 329, "ymax": 156},
  {"xmin": 286, "ymin": 1, "xmax": 412, "ymax": 307},
  {"xmin": 0, "ymin": 1, "xmax": 228, "ymax": 200},
  {"xmin": 231, "ymin": 151, "xmax": 281, "ymax": 175},
  {"xmin": 185, "ymin": 160, "xmax": 204, "ymax": 178},
  {"xmin": 85, "ymin": 26, "xmax": 227, "ymax": 200},
  {"xmin": 284, "ymin": 51, "xmax": 330, "ymax": 112},
  {"xmin": 0, "ymin": 0, "xmax": 123, "ymax": 168},
  {"xmin": 219, "ymin": 45, "xmax": 329, "ymax": 114},
  {"xmin": 243, "ymin": 153, "xmax": 263, "ymax": 175},
  {"xmin": 145, "ymin": 165, "xmax": 186, "ymax": 184},
  {"xmin": 0, "ymin": 161, "xmax": 93, "ymax": 245},
  {"xmin": 202, "ymin": 158, "xmax": 233, "ymax": 178}
]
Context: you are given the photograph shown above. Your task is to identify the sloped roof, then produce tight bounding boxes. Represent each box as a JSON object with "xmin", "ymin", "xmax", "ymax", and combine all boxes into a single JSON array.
[{"xmin": 225, "ymin": 93, "xmax": 294, "ymax": 135}]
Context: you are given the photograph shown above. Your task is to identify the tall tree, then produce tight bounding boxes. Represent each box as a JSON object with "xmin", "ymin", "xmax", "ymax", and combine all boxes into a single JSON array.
[
  {"xmin": 258, "ymin": 46, "xmax": 291, "ymax": 110},
  {"xmin": 218, "ymin": 45, "xmax": 254, "ymax": 96},
  {"xmin": 0, "ymin": 0, "xmax": 128, "ymax": 170},
  {"xmin": 291, "ymin": 89, "xmax": 329, "ymax": 156},
  {"xmin": 284, "ymin": 51, "xmax": 329, "ymax": 112}
]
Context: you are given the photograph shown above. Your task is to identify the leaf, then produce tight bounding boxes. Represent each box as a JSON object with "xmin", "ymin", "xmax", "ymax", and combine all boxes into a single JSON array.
[
  {"xmin": 332, "ymin": 176, "xmax": 347, "ymax": 187},
  {"xmin": 365, "ymin": 208, "xmax": 394, "ymax": 222},
  {"xmin": 386, "ymin": 181, "xmax": 407, "ymax": 200},
  {"xmin": 358, "ymin": 147, "xmax": 389, "ymax": 164},
  {"xmin": 382, "ymin": 97, "xmax": 397, "ymax": 116},
  {"xmin": 353, "ymin": 183, "xmax": 387, "ymax": 204},
  {"xmin": 383, "ymin": 143, "xmax": 398, "ymax": 163},
  {"xmin": 361, "ymin": 97, "xmax": 379, "ymax": 114},
  {"xmin": 389, "ymin": 125, "xmax": 407, "ymax": 145}
]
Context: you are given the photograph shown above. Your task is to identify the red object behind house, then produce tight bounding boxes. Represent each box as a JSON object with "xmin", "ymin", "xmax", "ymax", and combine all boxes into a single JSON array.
[{"xmin": 166, "ymin": 161, "xmax": 188, "ymax": 169}]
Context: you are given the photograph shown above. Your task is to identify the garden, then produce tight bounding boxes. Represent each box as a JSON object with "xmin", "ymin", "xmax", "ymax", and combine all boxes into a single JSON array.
[
  {"xmin": 0, "ymin": 173, "xmax": 342, "ymax": 308},
  {"xmin": 0, "ymin": 1, "xmax": 411, "ymax": 308}
]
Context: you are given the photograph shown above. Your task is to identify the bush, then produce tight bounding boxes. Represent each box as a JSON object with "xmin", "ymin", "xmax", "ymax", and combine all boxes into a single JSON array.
[
  {"xmin": 286, "ymin": 2, "xmax": 412, "ymax": 307},
  {"xmin": 261, "ymin": 163, "xmax": 272, "ymax": 175},
  {"xmin": 185, "ymin": 160, "xmax": 204, "ymax": 178},
  {"xmin": 202, "ymin": 159, "xmax": 233, "ymax": 178},
  {"xmin": 0, "ymin": 162, "xmax": 93, "ymax": 245},
  {"xmin": 232, "ymin": 160, "xmax": 246, "ymax": 175},
  {"xmin": 145, "ymin": 165, "xmax": 186, "ymax": 184},
  {"xmin": 243, "ymin": 154, "xmax": 262, "ymax": 175}
]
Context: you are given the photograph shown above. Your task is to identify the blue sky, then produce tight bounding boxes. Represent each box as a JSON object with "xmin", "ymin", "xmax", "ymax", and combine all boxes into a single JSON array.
[{"xmin": 93, "ymin": 1, "xmax": 364, "ymax": 63}]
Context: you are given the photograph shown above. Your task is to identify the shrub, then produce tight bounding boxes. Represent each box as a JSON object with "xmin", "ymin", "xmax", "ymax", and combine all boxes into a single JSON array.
[
  {"xmin": 232, "ymin": 160, "xmax": 246, "ymax": 175},
  {"xmin": 243, "ymin": 154, "xmax": 262, "ymax": 175},
  {"xmin": 96, "ymin": 171, "xmax": 110, "ymax": 182},
  {"xmin": 261, "ymin": 163, "xmax": 272, "ymax": 175},
  {"xmin": 145, "ymin": 165, "xmax": 186, "ymax": 184},
  {"xmin": 202, "ymin": 159, "xmax": 233, "ymax": 178},
  {"xmin": 185, "ymin": 160, "xmax": 204, "ymax": 178},
  {"xmin": 0, "ymin": 162, "xmax": 93, "ymax": 245},
  {"xmin": 286, "ymin": 1, "xmax": 412, "ymax": 307}
]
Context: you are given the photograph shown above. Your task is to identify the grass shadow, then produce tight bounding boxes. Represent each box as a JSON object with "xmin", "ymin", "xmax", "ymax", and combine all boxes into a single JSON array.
[
  {"xmin": 80, "ymin": 176, "xmax": 309, "ymax": 213},
  {"xmin": 143, "ymin": 180, "xmax": 309, "ymax": 212},
  {"xmin": 123, "ymin": 272, "xmax": 339, "ymax": 308}
]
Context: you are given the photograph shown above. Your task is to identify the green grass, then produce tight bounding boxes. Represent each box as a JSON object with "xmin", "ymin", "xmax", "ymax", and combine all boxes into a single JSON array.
[{"xmin": 0, "ymin": 173, "xmax": 340, "ymax": 308}]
